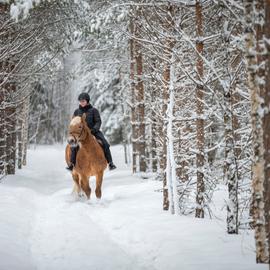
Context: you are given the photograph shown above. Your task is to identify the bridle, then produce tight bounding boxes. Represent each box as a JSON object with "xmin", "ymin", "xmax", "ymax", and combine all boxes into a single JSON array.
[{"xmin": 70, "ymin": 124, "xmax": 85, "ymax": 144}]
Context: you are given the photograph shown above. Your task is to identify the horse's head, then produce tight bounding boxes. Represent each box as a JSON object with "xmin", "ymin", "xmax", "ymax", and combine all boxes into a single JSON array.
[{"xmin": 67, "ymin": 114, "xmax": 88, "ymax": 147}]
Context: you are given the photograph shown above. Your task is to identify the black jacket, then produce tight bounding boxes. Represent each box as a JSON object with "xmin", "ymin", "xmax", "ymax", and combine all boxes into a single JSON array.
[{"xmin": 73, "ymin": 104, "xmax": 101, "ymax": 134}]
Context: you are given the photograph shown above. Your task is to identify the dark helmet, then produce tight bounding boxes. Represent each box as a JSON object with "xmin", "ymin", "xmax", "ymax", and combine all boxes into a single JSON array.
[{"xmin": 78, "ymin": 92, "xmax": 90, "ymax": 103}]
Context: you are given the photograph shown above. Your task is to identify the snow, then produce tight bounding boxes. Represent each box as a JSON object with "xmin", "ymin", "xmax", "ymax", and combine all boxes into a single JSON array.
[
  {"xmin": 10, "ymin": 4, "xmax": 19, "ymax": 21},
  {"xmin": 0, "ymin": 145, "xmax": 268, "ymax": 270},
  {"xmin": 9, "ymin": 0, "xmax": 42, "ymax": 20}
]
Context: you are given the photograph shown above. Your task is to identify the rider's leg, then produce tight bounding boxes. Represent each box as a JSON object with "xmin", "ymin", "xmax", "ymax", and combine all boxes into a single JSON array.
[
  {"xmin": 103, "ymin": 143, "xmax": 113, "ymax": 164},
  {"xmin": 94, "ymin": 132, "xmax": 116, "ymax": 170},
  {"xmin": 71, "ymin": 146, "xmax": 79, "ymax": 165},
  {"xmin": 66, "ymin": 146, "xmax": 79, "ymax": 171}
]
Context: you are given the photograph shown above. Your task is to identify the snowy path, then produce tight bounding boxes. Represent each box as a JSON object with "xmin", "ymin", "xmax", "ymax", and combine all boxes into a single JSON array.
[
  {"xmin": 0, "ymin": 145, "xmax": 268, "ymax": 270},
  {"xmin": 30, "ymin": 190, "xmax": 140, "ymax": 270}
]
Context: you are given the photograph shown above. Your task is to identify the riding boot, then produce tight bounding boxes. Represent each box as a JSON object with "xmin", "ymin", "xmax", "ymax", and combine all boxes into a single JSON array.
[
  {"xmin": 109, "ymin": 162, "xmax": 117, "ymax": 170},
  {"xmin": 103, "ymin": 144, "xmax": 116, "ymax": 170},
  {"xmin": 94, "ymin": 131, "xmax": 116, "ymax": 170}
]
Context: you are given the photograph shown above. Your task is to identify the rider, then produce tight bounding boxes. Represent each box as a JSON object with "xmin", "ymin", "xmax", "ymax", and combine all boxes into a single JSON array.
[{"xmin": 66, "ymin": 92, "xmax": 117, "ymax": 171}]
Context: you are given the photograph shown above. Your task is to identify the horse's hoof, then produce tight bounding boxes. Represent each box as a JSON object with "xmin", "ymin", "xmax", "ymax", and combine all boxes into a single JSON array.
[{"xmin": 86, "ymin": 199, "xmax": 92, "ymax": 205}]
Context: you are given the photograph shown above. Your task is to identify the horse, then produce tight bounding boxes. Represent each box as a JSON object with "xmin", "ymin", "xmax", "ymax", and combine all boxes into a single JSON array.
[{"xmin": 65, "ymin": 114, "xmax": 107, "ymax": 200}]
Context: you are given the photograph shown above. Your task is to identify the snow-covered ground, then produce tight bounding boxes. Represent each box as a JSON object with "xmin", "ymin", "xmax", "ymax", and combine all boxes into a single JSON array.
[{"xmin": 0, "ymin": 145, "xmax": 268, "ymax": 270}]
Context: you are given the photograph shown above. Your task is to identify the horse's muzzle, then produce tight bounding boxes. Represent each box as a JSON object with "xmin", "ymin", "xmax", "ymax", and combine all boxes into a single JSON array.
[{"xmin": 67, "ymin": 136, "xmax": 78, "ymax": 147}]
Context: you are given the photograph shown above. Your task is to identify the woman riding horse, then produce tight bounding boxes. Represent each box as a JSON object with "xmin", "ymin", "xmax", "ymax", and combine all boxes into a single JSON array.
[{"xmin": 66, "ymin": 92, "xmax": 116, "ymax": 171}]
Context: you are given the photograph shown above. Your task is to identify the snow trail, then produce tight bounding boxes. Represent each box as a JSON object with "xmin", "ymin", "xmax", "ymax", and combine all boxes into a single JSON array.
[
  {"xmin": 30, "ymin": 190, "xmax": 142, "ymax": 270},
  {"xmin": 0, "ymin": 145, "xmax": 268, "ymax": 270}
]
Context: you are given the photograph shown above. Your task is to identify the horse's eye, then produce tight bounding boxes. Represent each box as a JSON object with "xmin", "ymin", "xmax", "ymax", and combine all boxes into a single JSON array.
[{"xmin": 79, "ymin": 125, "xmax": 83, "ymax": 129}]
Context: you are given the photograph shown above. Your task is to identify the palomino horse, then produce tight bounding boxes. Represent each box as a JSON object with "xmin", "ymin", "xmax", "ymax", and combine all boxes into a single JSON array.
[{"xmin": 65, "ymin": 114, "xmax": 107, "ymax": 199}]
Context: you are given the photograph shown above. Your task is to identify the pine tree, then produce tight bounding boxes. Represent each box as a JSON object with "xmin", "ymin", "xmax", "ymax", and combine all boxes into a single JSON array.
[
  {"xmin": 244, "ymin": 0, "xmax": 269, "ymax": 263},
  {"xmin": 195, "ymin": 0, "xmax": 205, "ymax": 218}
]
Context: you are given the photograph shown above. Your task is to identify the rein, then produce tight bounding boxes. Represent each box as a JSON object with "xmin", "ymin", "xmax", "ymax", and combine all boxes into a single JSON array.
[
  {"xmin": 70, "ymin": 125, "xmax": 85, "ymax": 144},
  {"xmin": 77, "ymin": 125, "xmax": 84, "ymax": 141}
]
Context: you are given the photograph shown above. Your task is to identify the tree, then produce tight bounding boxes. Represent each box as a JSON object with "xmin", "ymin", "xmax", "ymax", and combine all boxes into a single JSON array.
[
  {"xmin": 194, "ymin": 0, "xmax": 205, "ymax": 218},
  {"xmin": 244, "ymin": 0, "xmax": 270, "ymax": 263}
]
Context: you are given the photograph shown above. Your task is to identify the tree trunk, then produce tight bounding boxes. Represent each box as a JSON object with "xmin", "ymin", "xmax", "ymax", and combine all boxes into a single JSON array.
[
  {"xmin": 244, "ymin": 0, "xmax": 269, "ymax": 263},
  {"xmin": 134, "ymin": 10, "xmax": 146, "ymax": 173},
  {"xmin": 0, "ymin": 3, "xmax": 10, "ymax": 176},
  {"xmin": 166, "ymin": 53, "xmax": 180, "ymax": 215},
  {"xmin": 224, "ymin": 90, "xmax": 239, "ymax": 234},
  {"xmin": 263, "ymin": 0, "xmax": 270, "ymax": 263},
  {"xmin": 17, "ymin": 110, "xmax": 23, "ymax": 169},
  {"xmin": 22, "ymin": 96, "xmax": 30, "ymax": 166},
  {"xmin": 160, "ymin": 4, "xmax": 176, "ymax": 211},
  {"xmin": 149, "ymin": 60, "xmax": 158, "ymax": 172},
  {"xmin": 6, "ymin": 62, "xmax": 17, "ymax": 175},
  {"xmin": 162, "ymin": 57, "xmax": 170, "ymax": 210},
  {"xmin": 195, "ymin": 0, "xmax": 205, "ymax": 218},
  {"xmin": 129, "ymin": 15, "xmax": 138, "ymax": 173}
]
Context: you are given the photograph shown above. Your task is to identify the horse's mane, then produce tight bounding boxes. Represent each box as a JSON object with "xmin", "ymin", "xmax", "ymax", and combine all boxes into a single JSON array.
[{"xmin": 81, "ymin": 117, "xmax": 99, "ymax": 145}]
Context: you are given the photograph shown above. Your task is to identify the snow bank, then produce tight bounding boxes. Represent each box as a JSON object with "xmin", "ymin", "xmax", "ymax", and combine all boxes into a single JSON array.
[{"xmin": 0, "ymin": 186, "xmax": 37, "ymax": 270}]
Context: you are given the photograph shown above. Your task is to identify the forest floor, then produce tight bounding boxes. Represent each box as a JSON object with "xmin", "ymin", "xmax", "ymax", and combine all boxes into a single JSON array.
[{"xmin": 0, "ymin": 145, "xmax": 268, "ymax": 270}]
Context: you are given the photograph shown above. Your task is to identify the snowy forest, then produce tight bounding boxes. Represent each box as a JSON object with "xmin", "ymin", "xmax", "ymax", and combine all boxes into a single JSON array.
[{"xmin": 0, "ymin": 0, "xmax": 270, "ymax": 269}]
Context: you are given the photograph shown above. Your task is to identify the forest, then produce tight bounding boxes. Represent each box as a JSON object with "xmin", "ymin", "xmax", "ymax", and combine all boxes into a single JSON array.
[{"xmin": 0, "ymin": 0, "xmax": 270, "ymax": 269}]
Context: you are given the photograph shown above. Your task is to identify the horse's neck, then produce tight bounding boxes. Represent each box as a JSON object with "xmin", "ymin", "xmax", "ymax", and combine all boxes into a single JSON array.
[{"xmin": 80, "ymin": 131, "xmax": 98, "ymax": 149}]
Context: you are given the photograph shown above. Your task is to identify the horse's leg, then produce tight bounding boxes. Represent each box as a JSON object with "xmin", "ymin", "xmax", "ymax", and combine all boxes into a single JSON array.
[
  {"xmin": 72, "ymin": 172, "xmax": 81, "ymax": 196},
  {"xmin": 95, "ymin": 171, "xmax": 104, "ymax": 199},
  {"xmin": 81, "ymin": 175, "xmax": 91, "ymax": 199}
]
